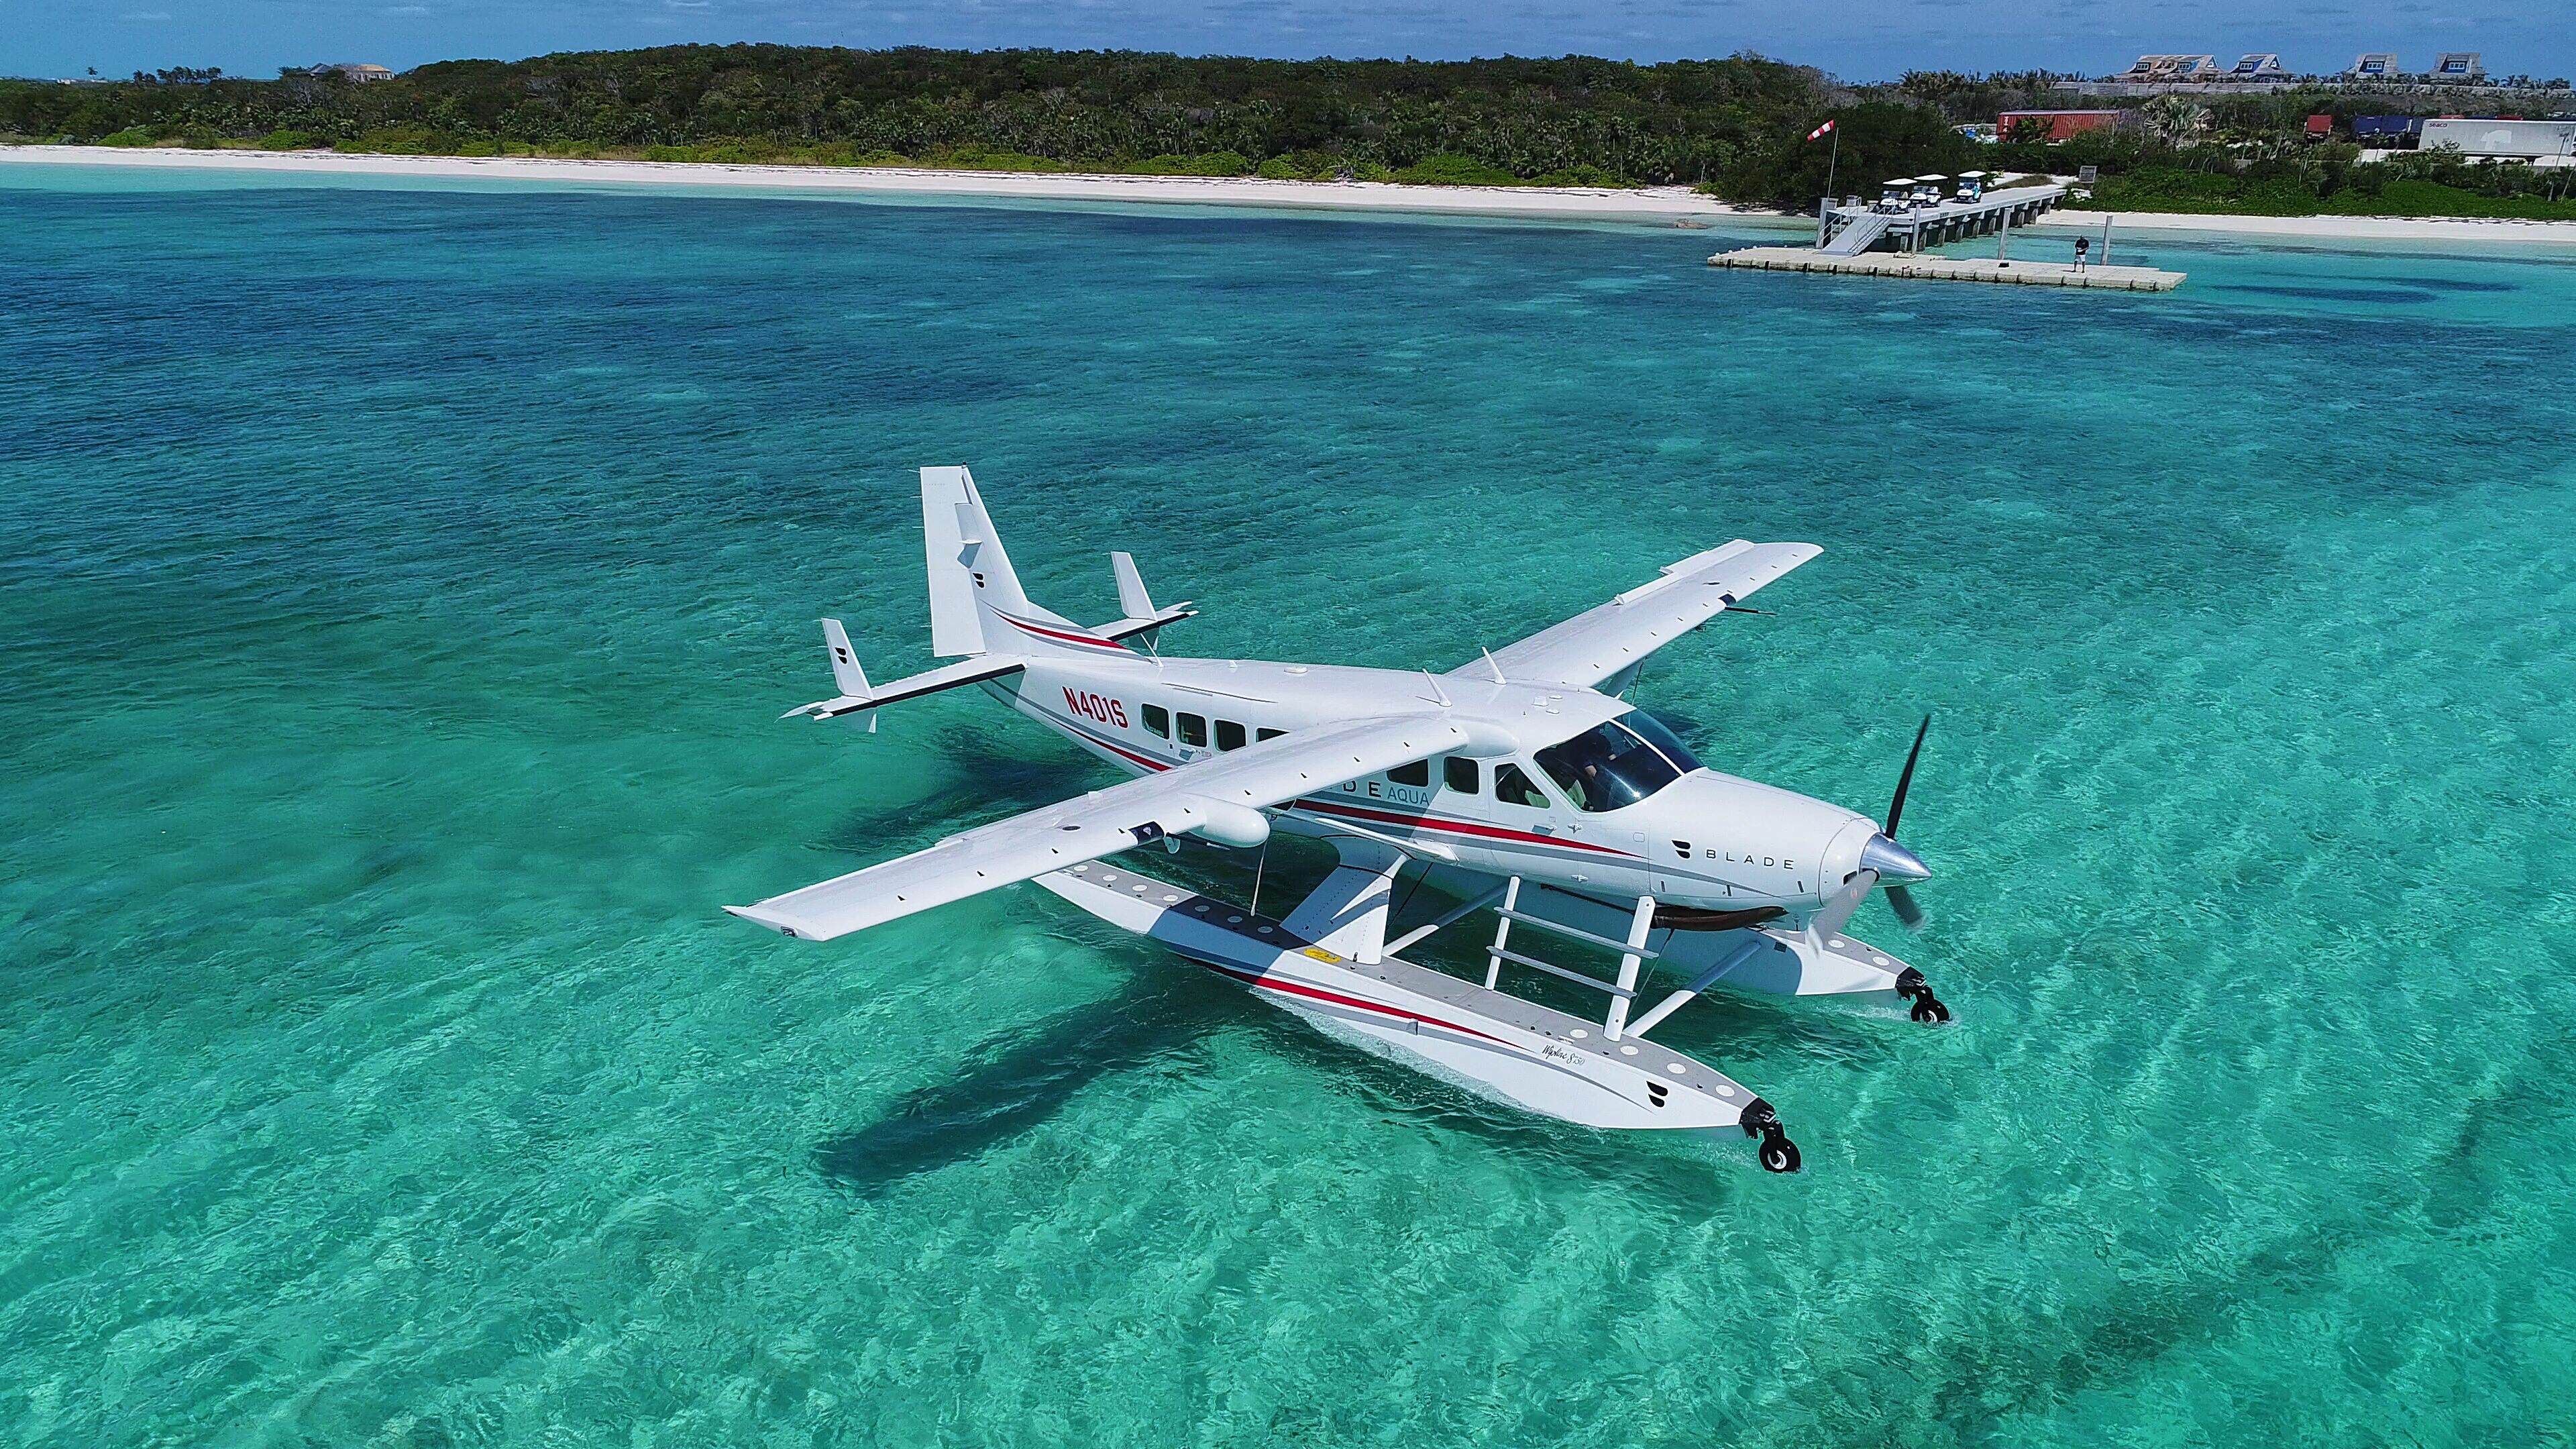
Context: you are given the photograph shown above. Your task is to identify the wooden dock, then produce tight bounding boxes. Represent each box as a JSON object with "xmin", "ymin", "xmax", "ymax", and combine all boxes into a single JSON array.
[{"xmin": 1707, "ymin": 249, "xmax": 2186, "ymax": 291}]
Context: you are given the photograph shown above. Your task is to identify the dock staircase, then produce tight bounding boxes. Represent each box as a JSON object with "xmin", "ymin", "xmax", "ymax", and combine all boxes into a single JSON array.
[{"xmin": 1819, "ymin": 211, "xmax": 1893, "ymax": 256}]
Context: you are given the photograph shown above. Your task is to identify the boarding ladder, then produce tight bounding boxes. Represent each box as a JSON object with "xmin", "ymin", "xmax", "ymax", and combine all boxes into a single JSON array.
[
  {"xmin": 1461, "ymin": 877, "xmax": 1783, "ymax": 1042},
  {"xmin": 1470, "ymin": 877, "xmax": 1662, "ymax": 1040}
]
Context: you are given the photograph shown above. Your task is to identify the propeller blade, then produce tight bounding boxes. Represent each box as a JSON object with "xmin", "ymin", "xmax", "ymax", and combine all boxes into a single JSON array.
[
  {"xmin": 1811, "ymin": 869, "xmax": 1879, "ymax": 938},
  {"xmin": 1884, "ymin": 714, "xmax": 1931, "ymax": 840},
  {"xmin": 1885, "ymin": 884, "xmax": 1927, "ymax": 931}
]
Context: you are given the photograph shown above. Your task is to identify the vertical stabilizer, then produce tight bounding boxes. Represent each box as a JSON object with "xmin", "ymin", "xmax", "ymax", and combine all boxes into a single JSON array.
[
  {"xmin": 919, "ymin": 465, "xmax": 1087, "ymax": 659},
  {"xmin": 1111, "ymin": 551, "xmax": 1156, "ymax": 619},
  {"xmin": 819, "ymin": 619, "xmax": 871, "ymax": 698},
  {"xmin": 921, "ymin": 466, "xmax": 1010, "ymax": 655}
]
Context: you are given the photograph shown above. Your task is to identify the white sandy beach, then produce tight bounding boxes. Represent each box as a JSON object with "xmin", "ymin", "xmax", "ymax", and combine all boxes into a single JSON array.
[
  {"xmin": 9, "ymin": 145, "xmax": 2576, "ymax": 244},
  {"xmin": 2034, "ymin": 207, "xmax": 2576, "ymax": 244},
  {"xmin": 0, "ymin": 144, "xmax": 1780, "ymax": 225}
]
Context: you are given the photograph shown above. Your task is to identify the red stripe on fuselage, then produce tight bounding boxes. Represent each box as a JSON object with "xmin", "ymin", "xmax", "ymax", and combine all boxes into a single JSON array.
[
  {"xmin": 1291, "ymin": 796, "xmax": 1641, "ymax": 859},
  {"xmin": 1038, "ymin": 707, "xmax": 1176, "ymax": 773},
  {"xmin": 1000, "ymin": 614, "xmax": 1133, "ymax": 653}
]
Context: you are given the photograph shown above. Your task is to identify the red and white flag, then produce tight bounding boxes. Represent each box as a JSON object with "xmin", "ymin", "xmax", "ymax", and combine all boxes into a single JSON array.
[{"xmin": 1807, "ymin": 119, "xmax": 1837, "ymax": 140}]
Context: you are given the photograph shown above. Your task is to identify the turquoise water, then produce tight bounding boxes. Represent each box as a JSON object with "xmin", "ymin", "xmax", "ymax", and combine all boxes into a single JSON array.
[{"xmin": 5, "ymin": 164, "xmax": 2575, "ymax": 1447}]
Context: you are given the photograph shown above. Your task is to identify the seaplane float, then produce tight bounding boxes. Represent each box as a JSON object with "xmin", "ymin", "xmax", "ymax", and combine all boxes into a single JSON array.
[{"xmin": 728, "ymin": 468, "xmax": 1953, "ymax": 1173}]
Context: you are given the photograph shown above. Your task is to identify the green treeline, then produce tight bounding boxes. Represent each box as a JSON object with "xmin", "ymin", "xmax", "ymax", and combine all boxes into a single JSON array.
[
  {"xmin": 0, "ymin": 44, "xmax": 1992, "ymax": 203},
  {"xmin": 2084, "ymin": 163, "xmax": 2576, "ymax": 219},
  {"xmin": 7, "ymin": 46, "xmax": 2573, "ymax": 217}
]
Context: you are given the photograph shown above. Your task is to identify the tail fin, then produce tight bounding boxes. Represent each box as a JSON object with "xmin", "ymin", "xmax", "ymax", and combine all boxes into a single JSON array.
[
  {"xmin": 820, "ymin": 619, "xmax": 871, "ymax": 697},
  {"xmin": 1097, "ymin": 549, "xmax": 1198, "ymax": 645},
  {"xmin": 1111, "ymin": 551, "xmax": 1155, "ymax": 619},
  {"xmin": 920, "ymin": 465, "xmax": 1107, "ymax": 660}
]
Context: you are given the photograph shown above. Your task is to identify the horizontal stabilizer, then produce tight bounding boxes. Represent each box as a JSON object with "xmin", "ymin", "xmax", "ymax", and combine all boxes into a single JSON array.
[
  {"xmin": 785, "ymin": 654, "xmax": 1030, "ymax": 721},
  {"xmin": 1097, "ymin": 603, "xmax": 1199, "ymax": 643},
  {"xmin": 1099, "ymin": 550, "xmax": 1194, "ymax": 641}
]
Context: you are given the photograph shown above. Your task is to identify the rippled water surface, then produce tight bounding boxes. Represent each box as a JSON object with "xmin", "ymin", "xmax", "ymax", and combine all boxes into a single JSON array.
[{"xmin": 5, "ymin": 164, "xmax": 2575, "ymax": 1447}]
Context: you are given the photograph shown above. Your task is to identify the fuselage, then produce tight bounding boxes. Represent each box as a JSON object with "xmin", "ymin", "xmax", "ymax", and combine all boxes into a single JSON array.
[{"xmin": 981, "ymin": 646, "xmax": 1891, "ymax": 919}]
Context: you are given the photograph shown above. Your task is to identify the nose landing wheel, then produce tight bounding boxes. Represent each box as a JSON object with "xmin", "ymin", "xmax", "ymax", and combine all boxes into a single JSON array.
[
  {"xmin": 1895, "ymin": 967, "xmax": 1951, "ymax": 1024},
  {"xmin": 1742, "ymin": 1098, "xmax": 1803, "ymax": 1174}
]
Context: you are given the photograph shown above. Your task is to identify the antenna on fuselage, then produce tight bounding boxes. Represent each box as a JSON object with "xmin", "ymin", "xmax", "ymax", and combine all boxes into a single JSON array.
[
  {"xmin": 1481, "ymin": 648, "xmax": 1506, "ymax": 684},
  {"xmin": 1420, "ymin": 670, "xmax": 1452, "ymax": 708}
]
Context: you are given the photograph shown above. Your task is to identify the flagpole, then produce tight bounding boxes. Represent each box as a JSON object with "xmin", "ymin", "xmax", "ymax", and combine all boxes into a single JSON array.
[{"xmin": 1824, "ymin": 125, "xmax": 1839, "ymax": 204}]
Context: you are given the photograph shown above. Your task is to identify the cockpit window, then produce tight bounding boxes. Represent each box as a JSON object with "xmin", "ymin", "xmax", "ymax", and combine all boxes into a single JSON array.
[
  {"xmin": 1617, "ymin": 710, "xmax": 1704, "ymax": 773},
  {"xmin": 1535, "ymin": 719, "xmax": 1694, "ymax": 813}
]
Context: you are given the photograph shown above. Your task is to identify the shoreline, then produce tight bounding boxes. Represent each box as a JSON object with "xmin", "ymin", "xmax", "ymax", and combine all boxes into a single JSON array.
[
  {"xmin": 0, "ymin": 145, "xmax": 1776, "ymax": 224},
  {"xmin": 2034, "ymin": 207, "xmax": 2576, "ymax": 244},
  {"xmin": 9, "ymin": 146, "xmax": 2576, "ymax": 245}
]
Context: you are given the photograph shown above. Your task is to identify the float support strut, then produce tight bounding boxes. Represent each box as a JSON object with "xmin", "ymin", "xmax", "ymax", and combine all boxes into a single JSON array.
[
  {"xmin": 1483, "ymin": 877, "xmax": 1521, "ymax": 989},
  {"xmin": 1625, "ymin": 934, "xmax": 1770, "ymax": 1040},
  {"xmin": 1387, "ymin": 882, "xmax": 1508, "ymax": 958},
  {"xmin": 1602, "ymin": 894, "xmax": 1656, "ymax": 1040}
]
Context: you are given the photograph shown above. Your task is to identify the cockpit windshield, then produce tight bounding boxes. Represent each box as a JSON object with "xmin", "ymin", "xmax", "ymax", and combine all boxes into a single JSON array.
[
  {"xmin": 1534, "ymin": 714, "xmax": 1703, "ymax": 814},
  {"xmin": 1617, "ymin": 710, "xmax": 1704, "ymax": 773}
]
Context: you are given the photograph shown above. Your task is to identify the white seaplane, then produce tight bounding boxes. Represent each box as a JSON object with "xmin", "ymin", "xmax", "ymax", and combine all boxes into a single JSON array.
[{"xmin": 729, "ymin": 468, "xmax": 1953, "ymax": 1173}]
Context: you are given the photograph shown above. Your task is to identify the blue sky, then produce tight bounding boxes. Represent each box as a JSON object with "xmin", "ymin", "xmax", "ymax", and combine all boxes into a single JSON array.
[{"xmin": 9, "ymin": 0, "xmax": 2562, "ymax": 86}]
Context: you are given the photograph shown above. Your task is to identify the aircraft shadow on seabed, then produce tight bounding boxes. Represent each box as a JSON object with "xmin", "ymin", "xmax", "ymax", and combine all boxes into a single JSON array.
[{"xmin": 810, "ymin": 957, "xmax": 1214, "ymax": 1199}]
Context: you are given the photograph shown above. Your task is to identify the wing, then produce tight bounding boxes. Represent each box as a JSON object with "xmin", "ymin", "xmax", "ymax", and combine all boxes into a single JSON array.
[
  {"xmin": 727, "ymin": 714, "xmax": 1478, "ymax": 941},
  {"xmin": 1464, "ymin": 540, "xmax": 1820, "ymax": 691}
]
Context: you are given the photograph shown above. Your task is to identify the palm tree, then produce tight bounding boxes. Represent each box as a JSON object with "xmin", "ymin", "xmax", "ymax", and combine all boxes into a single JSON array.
[{"xmin": 2141, "ymin": 95, "xmax": 2210, "ymax": 150}]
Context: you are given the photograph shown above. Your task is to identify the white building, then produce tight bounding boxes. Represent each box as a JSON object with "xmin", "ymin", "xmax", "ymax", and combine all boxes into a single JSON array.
[
  {"xmin": 2230, "ymin": 54, "xmax": 2287, "ymax": 79},
  {"xmin": 2420, "ymin": 117, "xmax": 2576, "ymax": 165},
  {"xmin": 2123, "ymin": 54, "xmax": 2221, "ymax": 79},
  {"xmin": 2428, "ymin": 52, "xmax": 2485, "ymax": 82},
  {"xmin": 2347, "ymin": 53, "xmax": 2402, "ymax": 79}
]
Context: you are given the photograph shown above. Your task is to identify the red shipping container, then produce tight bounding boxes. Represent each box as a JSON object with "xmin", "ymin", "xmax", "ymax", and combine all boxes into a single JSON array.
[{"xmin": 1996, "ymin": 110, "xmax": 2123, "ymax": 143}]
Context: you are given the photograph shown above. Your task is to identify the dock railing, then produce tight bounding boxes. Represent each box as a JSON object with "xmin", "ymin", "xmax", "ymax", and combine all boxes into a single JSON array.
[{"xmin": 1817, "ymin": 184, "xmax": 2068, "ymax": 256}]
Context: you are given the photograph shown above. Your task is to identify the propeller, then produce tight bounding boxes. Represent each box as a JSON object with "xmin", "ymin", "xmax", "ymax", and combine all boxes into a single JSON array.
[
  {"xmin": 1809, "ymin": 713, "xmax": 1935, "ymax": 940},
  {"xmin": 1881, "ymin": 715, "xmax": 1931, "ymax": 930}
]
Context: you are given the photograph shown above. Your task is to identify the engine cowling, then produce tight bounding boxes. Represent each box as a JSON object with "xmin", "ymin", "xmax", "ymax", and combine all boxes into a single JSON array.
[{"xmin": 1666, "ymin": 771, "xmax": 1880, "ymax": 907}]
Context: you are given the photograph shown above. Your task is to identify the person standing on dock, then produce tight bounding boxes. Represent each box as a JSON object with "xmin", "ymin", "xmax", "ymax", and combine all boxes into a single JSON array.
[{"xmin": 2074, "ymin": 235, "xmax": 2090, "ymax": 273}]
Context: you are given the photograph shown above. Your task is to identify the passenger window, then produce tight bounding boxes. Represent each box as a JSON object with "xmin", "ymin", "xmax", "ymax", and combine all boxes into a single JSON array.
[
  {"xmin": 1216, "ymin": 720, "xmax": 1246, "ymax": 752},
  {"xmin": 1178, "ymin": 712, "xmax": 1208, "ymax": 747},
  {"xmin": 1257, "ymin": 727, "xmax": 1285, "ymax": 742},
  {"xmin": 1444, "ymin": 757, "xmax": 1480, "ymax": 795},
  {"xmin": 1389, "ymin": 759, "xmax": 1428, "ymax": 787},
  {"xmin": 1143, "ymin": 704, "xmax": 1170, "ymax": 739},
  {"xmin": 1494, "ymin": 763, "xmax": 1549, "ymax": 809}
]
